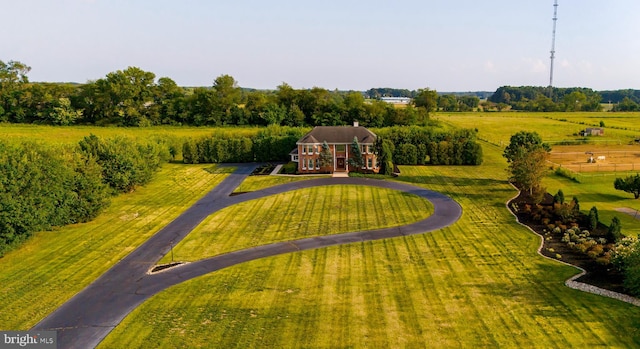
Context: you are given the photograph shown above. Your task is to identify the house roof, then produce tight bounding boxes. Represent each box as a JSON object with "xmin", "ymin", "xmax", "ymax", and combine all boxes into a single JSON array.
[{"xmin": 297, "ymin": 126, "xmax": 377, "ymax": 144}]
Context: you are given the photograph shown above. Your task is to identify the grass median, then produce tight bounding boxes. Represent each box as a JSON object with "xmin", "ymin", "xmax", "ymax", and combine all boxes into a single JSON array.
[{"xmin": 160, "ymin": 185, "xmax": 434, "ymax": 263}]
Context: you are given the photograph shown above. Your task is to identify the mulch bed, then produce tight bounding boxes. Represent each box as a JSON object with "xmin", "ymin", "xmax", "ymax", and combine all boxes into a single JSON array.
[{"xmin": 508, "ymin": 190, "xmax": 627, "ymax": 294}]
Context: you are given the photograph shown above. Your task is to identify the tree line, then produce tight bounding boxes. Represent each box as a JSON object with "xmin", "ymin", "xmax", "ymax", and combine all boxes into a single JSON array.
[
  {"xmin": 0, "ymin": 135, "xmax": 172, "ymax": 256},
  {"xmin": 0, "ymin": 60, "xmax": 443, "ymax": 127},
  {"xmin": 488, "ymin": 86, "xmax": 602, "ymax": 112}
]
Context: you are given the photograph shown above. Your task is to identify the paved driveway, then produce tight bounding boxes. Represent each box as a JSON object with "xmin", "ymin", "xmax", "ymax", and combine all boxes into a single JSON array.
[{"xmin": 33, "ymin": 165, "xmax": 462, "ymax": 348}]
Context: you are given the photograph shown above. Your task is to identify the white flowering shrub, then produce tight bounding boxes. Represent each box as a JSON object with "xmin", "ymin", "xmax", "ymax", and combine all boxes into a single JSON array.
[{"xmin": 611, "ymin": 236, "xmax": 640, "ymax": 296}]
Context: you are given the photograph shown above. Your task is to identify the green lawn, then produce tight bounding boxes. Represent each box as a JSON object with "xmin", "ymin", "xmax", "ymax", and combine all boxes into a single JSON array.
[
  {"xmin": 100, "ymin": 143, "xmax": 640, "ymax": 348},
  {"xmin": 0, "ymin": 164, "xmax": 231, "ymax": 329},
  {"xmin": 160, "ymin": 185, "xmax": 434, "ymax": 264},
  {"xmin": 233, "ymin": 175, "xmax": 327, "ymax": 193}
]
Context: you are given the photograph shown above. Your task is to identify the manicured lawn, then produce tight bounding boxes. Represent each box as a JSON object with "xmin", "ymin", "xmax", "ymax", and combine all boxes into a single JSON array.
[
  {"xmin": 233, "ymin": 175, "xmax": 326, "ymax": 193},
  {"xmin": 100, "ymin": 143, "xmax": 640, "ymax": 348},
  {"xmin": 159, "ymin": 185, "xmax": 434, "ymax": 264},
  {"xmin": 0, "ymin": 164, "xmax": 231, "ymax": 329}
]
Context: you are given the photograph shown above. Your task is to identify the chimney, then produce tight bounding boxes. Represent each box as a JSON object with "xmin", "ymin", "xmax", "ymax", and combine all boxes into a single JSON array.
[{"xmin": 353, "ymin": 121, "xmax": 359, "ymax": 127}]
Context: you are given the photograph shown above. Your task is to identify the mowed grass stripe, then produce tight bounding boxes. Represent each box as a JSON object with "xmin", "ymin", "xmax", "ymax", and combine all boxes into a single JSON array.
[
  {"xmin": 161, "ymin": 185, "xmax": 434, "ymax": 263},
  {"xmin": 100, "ymin": 234, "xmax": 640, "ymax": 348},
  {"xmin": 102, "ymin": 144, "xmax": 640, "ymax": 348},
  {"xmin": 0, "ymin": 164, "xmax": 230, "ymax": 329}
]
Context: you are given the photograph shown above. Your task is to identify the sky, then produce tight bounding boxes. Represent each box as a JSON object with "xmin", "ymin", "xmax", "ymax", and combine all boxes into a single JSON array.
[{"xmin": 3, "ymin": 0, "xmax": 640, "ymax": 92}]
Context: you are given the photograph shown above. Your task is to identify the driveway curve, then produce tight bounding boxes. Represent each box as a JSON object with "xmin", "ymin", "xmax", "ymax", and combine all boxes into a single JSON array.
[{"xmin": 33, "ymin": 164, "xmax": 462, "ymax": 349}]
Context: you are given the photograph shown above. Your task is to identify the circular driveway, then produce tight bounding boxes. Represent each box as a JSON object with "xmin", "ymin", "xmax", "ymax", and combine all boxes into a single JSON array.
[{"xmin": 33, "ymin": 164, "xmax": 462, "ymax": 349}]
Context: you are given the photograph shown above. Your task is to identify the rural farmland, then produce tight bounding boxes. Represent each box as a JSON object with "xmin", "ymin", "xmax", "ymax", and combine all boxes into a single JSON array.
[{"xmin": 1, "ymin": 113, "xmax": 640, "ymax": 348}]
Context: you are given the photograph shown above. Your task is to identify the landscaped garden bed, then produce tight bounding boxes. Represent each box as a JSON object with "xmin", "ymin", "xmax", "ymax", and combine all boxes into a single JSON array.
[{"xmin": 508, "ymin": 189, "xmax": 627, "ymax": 294}]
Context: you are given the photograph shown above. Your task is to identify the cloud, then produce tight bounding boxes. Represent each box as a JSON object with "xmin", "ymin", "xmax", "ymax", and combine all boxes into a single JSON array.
[
  {"xmin": 522, "ymin": 58, "xmax": 547, "ymax": 74},
  {"xmin": 577, "ymin": 60, "xmax": 594, "ymax": 74},
  {"xmin": 484, "ymin": 60, "xmax": 497, "ymax": 73}
]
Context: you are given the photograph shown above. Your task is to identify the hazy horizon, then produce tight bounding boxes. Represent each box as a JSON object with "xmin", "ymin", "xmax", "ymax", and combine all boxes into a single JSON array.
[{"xmin": 4, "ymin": 0, "xmax": 640, "ymax": 91}]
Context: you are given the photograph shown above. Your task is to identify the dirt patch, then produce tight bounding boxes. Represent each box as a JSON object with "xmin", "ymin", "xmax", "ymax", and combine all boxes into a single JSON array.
[
  {"xmin": 508, "ymin": 191, "xmax": 627, "ymax": 294},
  {"xmin": 549, "ymin": 145, "xmax": 640, "ymax": 173}
]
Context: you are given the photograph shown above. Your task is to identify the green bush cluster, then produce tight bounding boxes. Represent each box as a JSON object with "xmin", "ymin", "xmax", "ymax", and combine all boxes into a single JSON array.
[
  {"xmin": 611, "ymin": 236, "xmax": 640, "ymax": 296},
  {"xmin": 0, "ymin": 135, "xmax": 171, "ymax": 256},
  {"xmin": 79, "ymin": 134, "xmax": 170, "ymax": 193},
  {"xmin": 561, "ymin": 227, "xmax": 609, "ymax": 261}
]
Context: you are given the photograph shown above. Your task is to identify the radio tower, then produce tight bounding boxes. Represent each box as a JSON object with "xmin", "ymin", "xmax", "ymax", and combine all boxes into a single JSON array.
[{"xmin": 548, "ymin": 0, "xmax": 559, "ymax": 98}]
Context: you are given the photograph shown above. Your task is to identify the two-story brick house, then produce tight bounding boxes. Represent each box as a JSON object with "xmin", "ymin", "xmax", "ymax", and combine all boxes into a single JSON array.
[{"xmin": 290, "ymin": 122, "xmax": 378, "ymax": 174}]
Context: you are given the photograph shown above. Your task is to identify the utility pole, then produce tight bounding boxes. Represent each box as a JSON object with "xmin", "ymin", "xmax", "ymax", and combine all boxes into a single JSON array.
[{"xmin": 548, "ymin": 0, "xmax": 559, "ymax": 99}]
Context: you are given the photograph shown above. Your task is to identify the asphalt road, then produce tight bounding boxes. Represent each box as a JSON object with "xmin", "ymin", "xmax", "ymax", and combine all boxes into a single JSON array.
[{"xmin": 32, "ymin": 165, "xmax": 462, "ymax": 349}]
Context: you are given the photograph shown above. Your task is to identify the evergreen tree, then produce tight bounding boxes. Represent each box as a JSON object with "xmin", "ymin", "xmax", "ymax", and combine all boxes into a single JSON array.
[
  {"xmin": 319, "ymin": 140, "xmax": 333, "ymax": 171},
  {"xmin": 589, "ymin": 206, "xmax": 599, "ymax": 231},
  {"xmin": 608, "ymin": 216, "xmax": 623, "ymax": 242},
  {"xmin": 349, "ymin": 137, "xmax": 364, "ymax": 170}
]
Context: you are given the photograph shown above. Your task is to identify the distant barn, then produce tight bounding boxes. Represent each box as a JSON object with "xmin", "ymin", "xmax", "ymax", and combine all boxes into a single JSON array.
[
  {"xmin": 582, "ymin": 127, "xmax": 604, "ymax": 136},
  {"xmin": 380, "ymin": 97, "xmax": 411, "ymax": 105}
]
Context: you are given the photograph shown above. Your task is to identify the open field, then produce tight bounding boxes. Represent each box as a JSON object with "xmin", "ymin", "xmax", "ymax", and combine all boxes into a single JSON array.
[
  {"xmin": 0, "ymin": 124, "xmax": 264, "ymax": 145},
  {"xmin": 100, "ymin": 143, "xmax": 640, "ymax": 348},
  {"xmin": 544, "ymin": 112, "xmax": 640, "ymax": 134},
  {"xmin": 159, "ymin": 185, "xmax": 434, "ymax": 264},
  {"xmin": 435, "ymin": 111, "xmax": 640, "ymax": 147},
  {"xmin": 0, "ymin": 163, "xmax": 231, "ymax": 329}
]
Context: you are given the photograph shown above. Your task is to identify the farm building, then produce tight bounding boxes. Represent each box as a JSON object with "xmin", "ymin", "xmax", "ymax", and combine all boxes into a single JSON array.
[
  {"xmin": 581, "ymin": 127, "xmax": 604, "ymax": 136},
  {"xmin": 290, "ymin": 122, "xmax": 378, "ymax": 174},
  {"xmin": 380, "ymin": 97, "xmax": 411, "ymax": 104}
]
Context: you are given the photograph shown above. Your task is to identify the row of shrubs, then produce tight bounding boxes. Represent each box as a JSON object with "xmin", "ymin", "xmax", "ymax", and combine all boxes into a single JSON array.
[
  {"xmin": 181, "ymin": 125, "xmax": 484, "ymax": 167},
  {"xmin": 377, "ymin": 126, "xmax": 483, "ymax": 165},
  {"xmin": 182, "ymin": 127, "xmax": 305, "ymax": 164}
]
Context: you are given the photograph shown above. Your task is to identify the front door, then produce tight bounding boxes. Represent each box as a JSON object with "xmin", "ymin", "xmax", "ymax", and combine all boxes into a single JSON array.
[{"xmin": 336, "ymin": 158, "xmax": 345, "ymax": 171}]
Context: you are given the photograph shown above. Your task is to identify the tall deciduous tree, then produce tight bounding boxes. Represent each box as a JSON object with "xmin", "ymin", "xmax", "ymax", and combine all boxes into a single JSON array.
[
  {"xmin": 212, "ymin": 74, "xmax": 242, "ymax": 124},
  {"xmin": 0, "ymin": 60, "xmax": 31, "ymax": 122},
  {"xmin": 503, "ymin": 131, "xmax": 551, "ymax": 163},
  {"xmin": 413, "ymin": 88, "xmax": 438, "ymax": 114},
  {"xmin": 614, "ymin": 174, "xmax": 640, "ymax": 199},
  {"xmin": 79, "ymin": 67, "xmax": 157, "ymax": 126},
  {"xmin": 47, "ymin": 97, "xmax": 82, "ymax": 125},
  {"xmin": 508, "ymin": 147, "xmax": 550, "ymax": 196},
  {"xmin": 503, "ymin": 131, "xmax": 551, "ymax": 196}
]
